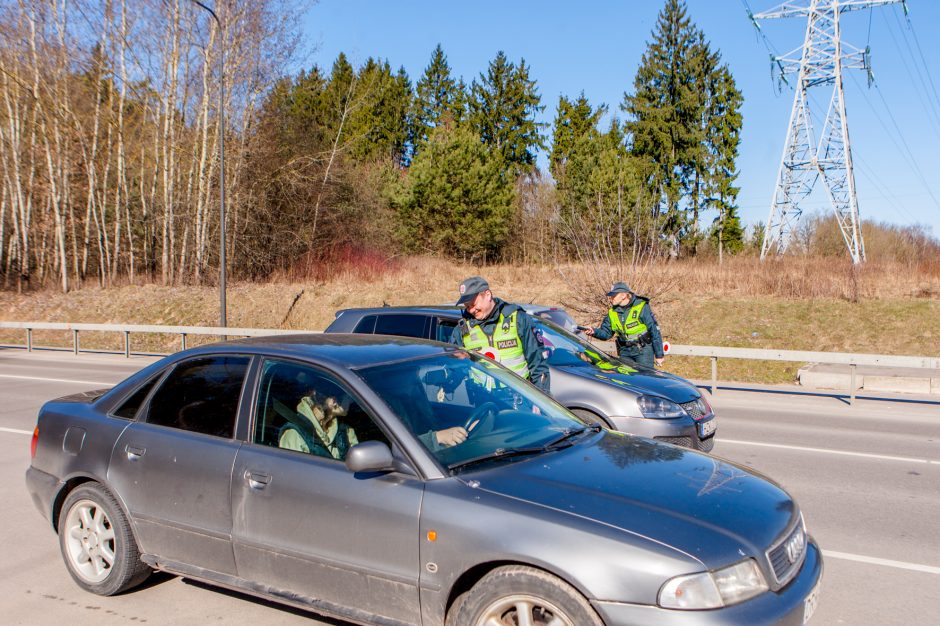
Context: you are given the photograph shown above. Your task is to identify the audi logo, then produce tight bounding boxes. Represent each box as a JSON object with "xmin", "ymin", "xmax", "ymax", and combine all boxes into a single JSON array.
[{"xmin": 785, "ymin": 528, "xmax": 806, "ymax": 564}]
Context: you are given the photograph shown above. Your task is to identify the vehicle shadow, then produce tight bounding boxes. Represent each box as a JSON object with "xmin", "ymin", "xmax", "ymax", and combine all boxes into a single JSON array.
[
  {"xmin": 699, "ymin": 384, "xmax": 940, "ymax": 407},
  {"xmin": 180, "ymin": 577, "xmax": 354, "ymax": 625}
]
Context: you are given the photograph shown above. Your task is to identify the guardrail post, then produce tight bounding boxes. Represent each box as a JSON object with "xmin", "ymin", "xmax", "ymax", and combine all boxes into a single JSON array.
[
  {"xmin": 73, "ymin": 329, "xmax": 79, "ymax": 355},
  {"xmin": 849, "ymin": 364, "xmax": 857, "ymax": 405},
  {"xmin": 124, "ymin": 331, "xmax": 131, "ymax": 358},
  {"xmin": 26, "ymin": 328, "xmax": 32, "ymax": 352},
  {"xmin": 181, "ymin": 333, "xmax": 187, "ymax": 351},
  {"xmin": 711, "ymin": 356, "xmax": 718, "ymax": 396}
]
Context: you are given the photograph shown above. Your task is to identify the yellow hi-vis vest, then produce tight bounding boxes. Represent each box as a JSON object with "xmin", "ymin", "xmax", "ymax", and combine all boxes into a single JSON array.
[
  {"xmin": 608, "ymin": 301, "xmax": 649, "ymax": 340},
  {"xmin": 460, "ymin": 310, "xmax": 531, "ymax": 380}
]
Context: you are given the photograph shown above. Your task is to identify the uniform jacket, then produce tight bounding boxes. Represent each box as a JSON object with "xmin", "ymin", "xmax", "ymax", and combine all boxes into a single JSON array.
[
  {"xmin": 591, "ymin": 295, "xmax": 665, "ymax": 359},
  {"xmin": 448, "ymin": 298, "xmax": 551, "ymax": 393}
]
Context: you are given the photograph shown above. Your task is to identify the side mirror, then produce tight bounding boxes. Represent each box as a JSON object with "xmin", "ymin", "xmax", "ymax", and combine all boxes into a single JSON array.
[
  {"xmin": 345, "ymin": 440, "xmax": 395, "ymax": 473},
  {"xmin": 422, "ymin": 368, "xmax": 449, "ymax": 387}
]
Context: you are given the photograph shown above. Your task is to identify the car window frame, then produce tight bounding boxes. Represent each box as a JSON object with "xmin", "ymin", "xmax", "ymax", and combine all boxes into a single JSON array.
[
  {"xmin": 244, "ymin": 355, "xmax": 411, "ymax": 467},
  {"xmin": 107, "ymin": 366, "xmax": 171, "ymax": 421},
  {"xmin": 137, "ymin": 353, "xmax": 254, "ymax": 441}
]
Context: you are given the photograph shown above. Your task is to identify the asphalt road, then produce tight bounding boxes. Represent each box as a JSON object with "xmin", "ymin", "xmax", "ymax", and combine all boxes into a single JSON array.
[{"xmin": 2, "ymin": 349, "xmax": 938, "ymax": 625}]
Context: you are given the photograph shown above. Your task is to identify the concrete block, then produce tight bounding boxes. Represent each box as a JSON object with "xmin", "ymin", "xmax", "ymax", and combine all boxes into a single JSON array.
[{"xmin": 864, "ymin": 375, "xmax": 932, "ymax": 394}]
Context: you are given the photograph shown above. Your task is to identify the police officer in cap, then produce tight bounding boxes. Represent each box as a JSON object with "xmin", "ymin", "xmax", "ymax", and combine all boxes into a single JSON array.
[
  {"xmin": 449, "ymin": 276, "xmax": 550, "ymax": 393},
  {"xmin": 584, "ymin": 282, "xmax": 665, "ymax": 369}
]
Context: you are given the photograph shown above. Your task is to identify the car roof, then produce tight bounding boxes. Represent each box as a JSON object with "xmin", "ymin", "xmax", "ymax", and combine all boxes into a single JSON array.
[
  {"xmin": 335, "ymin": 305, "xmax": 463, "ymax": 318},
  {"xmin": 176, "ymin": 333, "xmax": 452, "ymax": 369}
]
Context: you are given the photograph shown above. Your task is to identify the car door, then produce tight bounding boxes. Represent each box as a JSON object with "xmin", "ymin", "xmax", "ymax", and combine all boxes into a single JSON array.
[
  {"xmin": 231, "ymin": 357, "xmax": 424, "ymax": 624},
  {"xmin": 108, "ymin": 354, "xmax": 251, "ymax": 575}
]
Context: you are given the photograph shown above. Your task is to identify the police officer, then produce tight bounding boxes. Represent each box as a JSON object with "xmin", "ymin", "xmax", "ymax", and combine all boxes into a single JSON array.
[
  {"xmin": 449, "ymin": 276, "xmax": 550, "ymax": 393},
  {"xmin": 584, "ymin": 281, "xmax": 665, "ymax": 369}
]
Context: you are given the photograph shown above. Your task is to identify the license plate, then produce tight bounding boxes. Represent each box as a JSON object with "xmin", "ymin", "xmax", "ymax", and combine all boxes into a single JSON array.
[
  {"xmin": 803, "ymin": 579, "xmax": 821, "ymax": 624},
  {"xmin": 698, "ymin": 418, "xmax": 717, "ymax": 438}
]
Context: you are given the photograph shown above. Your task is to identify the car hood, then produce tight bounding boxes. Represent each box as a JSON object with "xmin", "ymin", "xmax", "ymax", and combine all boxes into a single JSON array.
[
  {"xmin": 467, "ymin": 431, "xmax": 795, "ymax": 566},
  {"xmin": 555, "ymin": 362, "xmax": 700, "ymax": 404}
]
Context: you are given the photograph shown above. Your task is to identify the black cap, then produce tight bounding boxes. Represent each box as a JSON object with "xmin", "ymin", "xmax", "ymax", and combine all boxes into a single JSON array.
[
  {"xmin": 605, "ymin": 281, "xmax": 631, "ymax": 297},
  {"xmin": 457, "ymin": 276, "xmax": 490, "ymax": 305}
]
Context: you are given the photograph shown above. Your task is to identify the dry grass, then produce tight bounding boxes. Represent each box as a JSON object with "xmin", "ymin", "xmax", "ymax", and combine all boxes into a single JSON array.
[{"xmin": 2, "ymin": 255, "xmax": 937, "ymax": 383}]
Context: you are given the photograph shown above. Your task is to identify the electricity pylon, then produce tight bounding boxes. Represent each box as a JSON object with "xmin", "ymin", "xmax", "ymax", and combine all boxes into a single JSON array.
[{"xmin": 752, "ymin": 0, "xmax": 907, "ymax": 264}]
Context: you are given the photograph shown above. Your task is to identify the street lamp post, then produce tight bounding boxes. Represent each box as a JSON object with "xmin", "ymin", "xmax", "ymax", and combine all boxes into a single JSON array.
[{"xmin": 192, "ymin": 1, "xmax": 226, "ymax": 328}]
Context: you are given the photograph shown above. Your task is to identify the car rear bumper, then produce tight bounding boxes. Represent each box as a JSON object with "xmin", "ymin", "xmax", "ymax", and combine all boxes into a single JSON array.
[
  {"xmin": 592, "ymin": 540, "xmax": 822, "ymax": 626},
  {"xmin": 25, "ymin": 465, "xmax": 61, "ymax": 524}
]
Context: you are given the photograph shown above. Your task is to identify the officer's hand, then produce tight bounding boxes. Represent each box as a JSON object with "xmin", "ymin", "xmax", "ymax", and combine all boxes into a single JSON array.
[
  {"xmin": 654, "ymin": 357, "xmax": 665, "ymax": 367},
  {"xmin": 583, "ymin": 327, "xmax": 595, "ymax": 337},
  {"xmin": 435, "ymin": 426, "xmax": 468, "ymax": 447}
]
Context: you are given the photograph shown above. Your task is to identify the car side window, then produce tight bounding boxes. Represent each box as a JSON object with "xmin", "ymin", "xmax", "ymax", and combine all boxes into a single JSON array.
[
  {"xmin": 352, "ymin": 315, "xmax": 377, "ymax": 334},
  {"xmin": 374, "ymin": 314, "xmax": 429, "ymax": 338},
  {"xmin": 253, "ymin": 358, "xmax": 391, "ymax": 462},
  {"xmin": 144, "ymin": 356, "xmax": 249, "ymax": 438},
  {"xmin": 111, "ymin": 374, "xmax": 162, "ymax": 420},
  {"xmin": 435, "ymin": 320, "xmax": 457, "ymax": 343}
]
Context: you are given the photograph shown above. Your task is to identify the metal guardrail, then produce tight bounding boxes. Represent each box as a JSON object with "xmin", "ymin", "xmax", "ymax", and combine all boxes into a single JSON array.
[{"xmin": 2, "ymin": 321, "xmax": 936, "ymax": 403}]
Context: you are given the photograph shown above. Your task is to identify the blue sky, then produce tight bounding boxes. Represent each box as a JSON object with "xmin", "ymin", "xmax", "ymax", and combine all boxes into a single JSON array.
[{"xmin": 299, "ymin": 0, "xmax": 940, "ymax": 237}]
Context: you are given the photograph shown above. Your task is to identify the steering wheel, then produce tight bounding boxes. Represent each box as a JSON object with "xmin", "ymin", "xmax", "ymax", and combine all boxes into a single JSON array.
[{"xmin": 464, "ymin": 402, "xmax": 499, "ymax": 437}]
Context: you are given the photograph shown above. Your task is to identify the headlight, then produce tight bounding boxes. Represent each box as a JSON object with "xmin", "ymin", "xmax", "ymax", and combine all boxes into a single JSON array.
[
  {"xmin": 637, "ymin": 395, "xmax": 686, "ymax": 418},
  {"xmin": 659, "ymin": 559, "xmax": 768, "ymax": 609}
]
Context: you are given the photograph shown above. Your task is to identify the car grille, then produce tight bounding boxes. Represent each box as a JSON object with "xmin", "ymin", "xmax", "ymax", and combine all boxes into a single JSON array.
[
  {"xmin": 680, "ymin": 398, "xmax": 708, "ymax": 420},
  {"xmin": 766, "ymin": 522, "xmax": 807, "ymax": 587},
  {"xmin": 654, "ymin": 436, "xmax": 693, "ymax": 448}
]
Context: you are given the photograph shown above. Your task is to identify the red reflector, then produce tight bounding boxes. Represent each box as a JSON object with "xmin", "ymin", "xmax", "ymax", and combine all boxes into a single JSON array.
[{"xmin": 30, "ymin": 426, "xmax": 39, "ymax": 459}]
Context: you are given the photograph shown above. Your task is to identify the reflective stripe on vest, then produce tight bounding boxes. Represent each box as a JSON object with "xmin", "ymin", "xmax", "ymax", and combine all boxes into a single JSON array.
[
  {"xmin": 608, "ymin": 302, "xmax": 648, "ymax": 340},
  {"xmin": 460, "ymin": 310, "xmax": 531, "ymax": 380}
]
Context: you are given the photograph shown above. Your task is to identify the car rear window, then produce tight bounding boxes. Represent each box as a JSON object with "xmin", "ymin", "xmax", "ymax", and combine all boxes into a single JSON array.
[{"xmin": 144, "ymin": 356, "xmax": 250, "ymax": 438}]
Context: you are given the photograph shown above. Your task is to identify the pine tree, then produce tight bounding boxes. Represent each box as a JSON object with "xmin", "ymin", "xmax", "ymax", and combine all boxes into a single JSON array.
[
  {"xmin": 391, "ymin": 125, "xmax": 514, "ymax": 260},
  {"xmin": 549, "ymin": 92, "xmax": 605, "ymax": 197},
  {"xmin": 706, "ymin": 65, "xmax": 744, "ymax": 262},
  {"xmin": 469, "ymin": 51, "xmax": 545, "ymax": 174},
  {"xmin": 413, "ymin": 44, "xmax": 465, "ymax": 154},
  {"xmin": 623, "ymin": 0, "xmax": 704, "ymax": 255}
]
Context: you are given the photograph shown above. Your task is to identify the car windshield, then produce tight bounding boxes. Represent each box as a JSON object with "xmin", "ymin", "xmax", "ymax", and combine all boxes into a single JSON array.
[
  {"xmin": 537, "ymin": 319, "xmax": 640, "ymax": 374},
  {"xmin": 356, "ymin": 351, "xmax": 590, "ymax": 471}
]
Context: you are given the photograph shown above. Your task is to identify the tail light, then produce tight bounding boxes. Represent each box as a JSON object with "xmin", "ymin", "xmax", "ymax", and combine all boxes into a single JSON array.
[{"xmin": 30, "ymin": 426, "xmax": 39, "ymax": 459}]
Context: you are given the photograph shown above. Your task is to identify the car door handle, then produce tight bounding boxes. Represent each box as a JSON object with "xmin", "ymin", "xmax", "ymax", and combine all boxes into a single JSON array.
[
  {"xmin": 125, "ymin": 445, "xmax": 146, "ymax": 461},
  {"xmin": 245, "ymin": 470, "xmax": 272, "ymax": 490}
]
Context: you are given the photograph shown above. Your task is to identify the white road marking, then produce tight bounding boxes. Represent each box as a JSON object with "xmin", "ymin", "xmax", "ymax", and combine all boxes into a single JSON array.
[
  {"xmin": 823, "ymin": 550, "xmax": 940, "ymax": 574},
  {"xmin": 0, "ymin": 427, "xmax": 32, "ymax": 435},
  {"xmin": 0, "ymin": 374, "xmax": 114, "ymax": 386},
  {"xmin": 720, "ymin": 438, "xmax": 940, "ymax": 465}
]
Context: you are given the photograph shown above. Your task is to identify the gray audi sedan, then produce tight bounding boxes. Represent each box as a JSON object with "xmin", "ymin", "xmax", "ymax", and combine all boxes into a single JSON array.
[
  {"xmin": 26, "ymin": 335, "xmax": 820, "ymax": 625},
  {"xmin": 326, "ymin": 306, "xmax": 717, "ymax": 451}
]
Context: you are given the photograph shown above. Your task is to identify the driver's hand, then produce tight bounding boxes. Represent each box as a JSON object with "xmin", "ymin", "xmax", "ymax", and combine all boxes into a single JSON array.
[{"xmin": 435, "ymin": 426, "xmax": 468, "ymax": 447}]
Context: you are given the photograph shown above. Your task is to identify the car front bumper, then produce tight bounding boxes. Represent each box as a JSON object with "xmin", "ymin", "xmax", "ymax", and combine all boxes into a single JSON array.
[
  {"xmin": 592, "ymin": 539, "xmax": 822, "ymax": 626},
  {"xmin": 609, "ymin": 414, "xmax": 716, "ymax": 450}
]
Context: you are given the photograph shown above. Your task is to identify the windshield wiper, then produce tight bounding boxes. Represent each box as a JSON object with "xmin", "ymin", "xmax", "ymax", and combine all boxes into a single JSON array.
[
  {"xmin": 448, "ymin": 446, "xmax": 546, "ymax": 472},
  {"xmin": 543, "ymin": 424, "xmax": 602, "ymax": 450}
]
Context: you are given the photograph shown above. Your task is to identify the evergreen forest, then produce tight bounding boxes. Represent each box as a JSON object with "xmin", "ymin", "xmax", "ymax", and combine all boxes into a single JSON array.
[{"xmin": 0, "ymin": 0, "xmax": 748, "ymax": 292}]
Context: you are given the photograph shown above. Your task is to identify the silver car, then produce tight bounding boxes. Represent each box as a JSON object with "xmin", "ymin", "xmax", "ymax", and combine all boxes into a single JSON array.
[
  {"xmin": 326, "ymin": 306, "xmax": 717, "ymax": 451},
  {"xmin": 26, "ymin": 335, "xmax": 820, "ymax": 625}
]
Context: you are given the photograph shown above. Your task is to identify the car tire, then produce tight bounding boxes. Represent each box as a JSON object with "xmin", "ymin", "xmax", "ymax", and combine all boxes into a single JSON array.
[
  {"xmin": 450, "ymin": 565, "xmax": 603, "ymax": 626},
  {"xmin": 570, "ymin": 408, "xmax": 611, "ymax": 429},
  {"xmin": 58, "ymin": 482, "xmax": 151, "ymax": 595}
]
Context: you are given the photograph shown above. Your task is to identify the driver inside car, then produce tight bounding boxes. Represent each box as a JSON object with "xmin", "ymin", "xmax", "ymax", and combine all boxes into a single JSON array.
[
  {"xmin": 379, "ymin": 368, "xmax": 469, "ymax": 450},
  {"xmin": 279, "ymin": 389, "xmax": 359, "ymax": 460}
]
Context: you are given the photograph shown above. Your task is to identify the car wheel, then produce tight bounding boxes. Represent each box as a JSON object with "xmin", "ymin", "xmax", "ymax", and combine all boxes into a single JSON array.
[
  {"xmin": 451, "ymin": 565, "xmax": 603, "ymax": 626},
  {"xmin": 58, "ymin": 483, "xmax": 151, "ymax": 595},
  {"xmin": 570, "ymin": 408, "xmax": 611, "ymax": 429}
]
